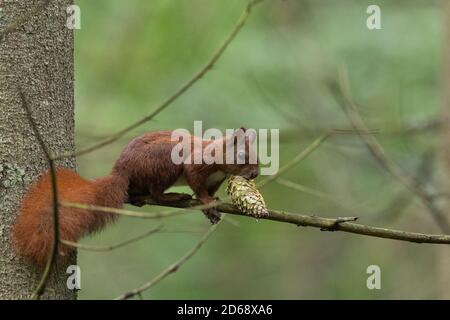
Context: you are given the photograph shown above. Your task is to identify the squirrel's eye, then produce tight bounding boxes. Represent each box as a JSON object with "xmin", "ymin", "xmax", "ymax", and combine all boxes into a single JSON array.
[{"xmin": 237, "ymin": 151, "xmax": 245, "ymax": 160}]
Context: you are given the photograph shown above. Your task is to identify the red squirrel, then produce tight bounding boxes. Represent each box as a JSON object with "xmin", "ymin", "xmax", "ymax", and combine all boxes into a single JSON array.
[{"xmin": 12, "ymin": 128, "xmax": 259, "ymax": 267}]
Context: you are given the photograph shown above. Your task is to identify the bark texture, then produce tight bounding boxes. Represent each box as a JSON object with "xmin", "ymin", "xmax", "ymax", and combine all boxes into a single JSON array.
[{"xmin": 0, "ymin": 0, "xmax": 76, "ymax": 299}]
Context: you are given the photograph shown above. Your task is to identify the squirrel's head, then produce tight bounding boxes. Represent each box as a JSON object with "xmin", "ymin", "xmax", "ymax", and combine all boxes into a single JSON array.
[{"xmin": 219, "ymin": 127, "xmax": 259, "ymax": 180}]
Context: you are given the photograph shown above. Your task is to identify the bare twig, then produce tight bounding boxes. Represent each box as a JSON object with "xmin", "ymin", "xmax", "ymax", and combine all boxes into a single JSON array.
[
  {"xmin": 259, "ymin": 129, "xmax": 380, "ymax": 188},
  {"xmin": 61, "ymin": 201, "xmax": 190, "ymax": 219},
  {"xmin": 277, "ymin": 178, "xmax": 332, "ymax": 200},
  {"xmin": 276, "ymin": 178, "xmax": 362, "ymax": 216},
  {"xmin": 386, "ymin": 118, "xmax": 442, "ymax": 136},
  {"xmin": 376, "ymin": 150, "xmax": 435, "ymax": 224},
  {"xmin": 61, "ymin": 225, "xmax": 163, "ymax": 251},
  {"xmin": 337, "ymin": 68, "xmax": 450, "ymax": 233},
  {"xmin": 258, "ymin": 133, "xmax": 330, "ymax": 188},
  {"xmin": 61, "ymin": 198, "xmax": 227, "ymax": 219},
  {"xmin": 77, "ymin": 117, "xmax": 438, "ymax": 147},
  {"xmin": 251, "ymin": 74, "xmax": 305, "ymax": 127},
  {"xmin": 19, "ymin": 91, "xmax": 60, "ymax": 300},
  {"xmin": 115, "ymin": 219, "xmax": 222, "ymax": 300},
  {"xmin": 61, "ymin": 225, "xmax": 210, "ymax": 252},
  {"xmin": 52, "ymin": 0, "xmax": 265, "ymax": 160},
  {"xmin": 62, "ymin": 198, "xmax": 243, "ymax": 227},
  {"xmin": 274, "ymin": 117, "xmax": 441, "ymax": 144},
  {"xmin": 134, "ymin": 198, "xmax": 450, "ymax": 244}
]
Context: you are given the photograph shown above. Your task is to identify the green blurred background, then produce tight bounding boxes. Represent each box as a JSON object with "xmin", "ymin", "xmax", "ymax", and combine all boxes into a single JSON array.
[{"xmin": 74, "ymin": 0, "xmax": 447, "ymax": 299}]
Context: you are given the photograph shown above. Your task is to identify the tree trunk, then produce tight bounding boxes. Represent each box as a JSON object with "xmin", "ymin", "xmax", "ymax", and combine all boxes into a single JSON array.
[
  {"xmin": 0, "ymin": 0, "xmax": 76, "ymax": 299},
  {"xmin": 438, "ymin": 0, "xmax": 450, "ymax": 300}
]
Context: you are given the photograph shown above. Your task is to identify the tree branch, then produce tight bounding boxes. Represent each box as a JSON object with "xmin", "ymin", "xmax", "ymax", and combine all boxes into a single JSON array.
[
  {"xmin": 130, "ymin": 197, "xmax": 450, "ymax": 244},
  {"xmin": 337, "ymin": 67, "xmax": 450, "ymax": 233}
]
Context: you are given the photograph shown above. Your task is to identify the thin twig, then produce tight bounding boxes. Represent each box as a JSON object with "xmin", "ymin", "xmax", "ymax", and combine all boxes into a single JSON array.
[
  {"xmin": 251, "ymin": 74, "xmax": 305, "ymax": 127},
  {"xmin": 337, "ymin": 68, "xmax": 450, "ymax": 233},
  {"xmin": 52, "ymin": 0, "xmax": 265, "ymax": 160},
  {"xmin": 376, "ymin": 150, "xmax": 435, "ymax": 224},
  {"xmin": 77, "ymin": 117, "xmax": 438, "ymax": 146},
  {"xmin": 63, "ymin": 198, "xmax": 242, "ymax": 228},
  {"xmin": 384, "ymin": 118, "xmax": 442, "ymax": 136},
  {"xmin": 276, "ymin": 178, "xmax": 361, "ymax": 216},
  {"xmin": 258, "ymin": 133, "xmax": 330, "ymax": 188},
  {"xmin": 258, "ymin": 129, "xmax": 374, "ymax": 188},
  {"xmin": 61, "ymin": 226, "xmax": 208, "ymax": 252},
  {"xmin": 135, "ymin": 198, "xmax": 450, "ymax": 244},
  {"xmin": 61, "ymin": 198, "xmax": 224, "ymax": 219},
  {"xmin": 61, "ymin": 225, "xmax": 163, "ymax": 251},
  {"xmin": 19, "ymin": 90, "xmax": 60, "ymax": 300},
  {"xmin": 276, "ymin": 178, "xmax": 336, "ymax": 201},
  {"xmin": 61, "ymin": 201, "xmax": 190, "ymax": 219},
  {"xmin": 115, "ymin": 218, "xmax": 222, "ymax": 300}
]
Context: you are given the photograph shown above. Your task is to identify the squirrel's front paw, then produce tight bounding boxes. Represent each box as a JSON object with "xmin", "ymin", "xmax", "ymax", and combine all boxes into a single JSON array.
[{"xmin": 203, "ymin": 208, "xmax": 221, "ymax": 224}]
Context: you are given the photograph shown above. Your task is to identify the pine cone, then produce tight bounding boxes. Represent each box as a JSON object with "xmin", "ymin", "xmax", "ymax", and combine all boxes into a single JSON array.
[{"xmin": 226, "ymin": 175, "xmax": 269, "ymax": 218}]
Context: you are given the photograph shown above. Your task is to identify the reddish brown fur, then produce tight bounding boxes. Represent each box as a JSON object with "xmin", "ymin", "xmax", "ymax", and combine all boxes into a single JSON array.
[
  {"xmin": 13, "ymin": 129, "xmax": 258, "ymax": 267},
  {"xmin": 12, "ymin": 168, "xmax": 128, "ymax": 267},
  {"xmin": 114, "ymin": 129, "xmax": 259, "ymax": 222}
]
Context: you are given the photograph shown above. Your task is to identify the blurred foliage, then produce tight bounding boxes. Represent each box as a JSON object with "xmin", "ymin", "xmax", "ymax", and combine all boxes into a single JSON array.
[{"xmin": 75, "ymin": 0, "xmax": 445, "ymax": 299}]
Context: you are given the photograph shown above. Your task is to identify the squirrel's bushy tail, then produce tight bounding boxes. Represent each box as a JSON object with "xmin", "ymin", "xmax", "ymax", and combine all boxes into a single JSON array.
[{"xmin": 12, "ymin": 168, "xmax": 128, "ymax": 267}]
